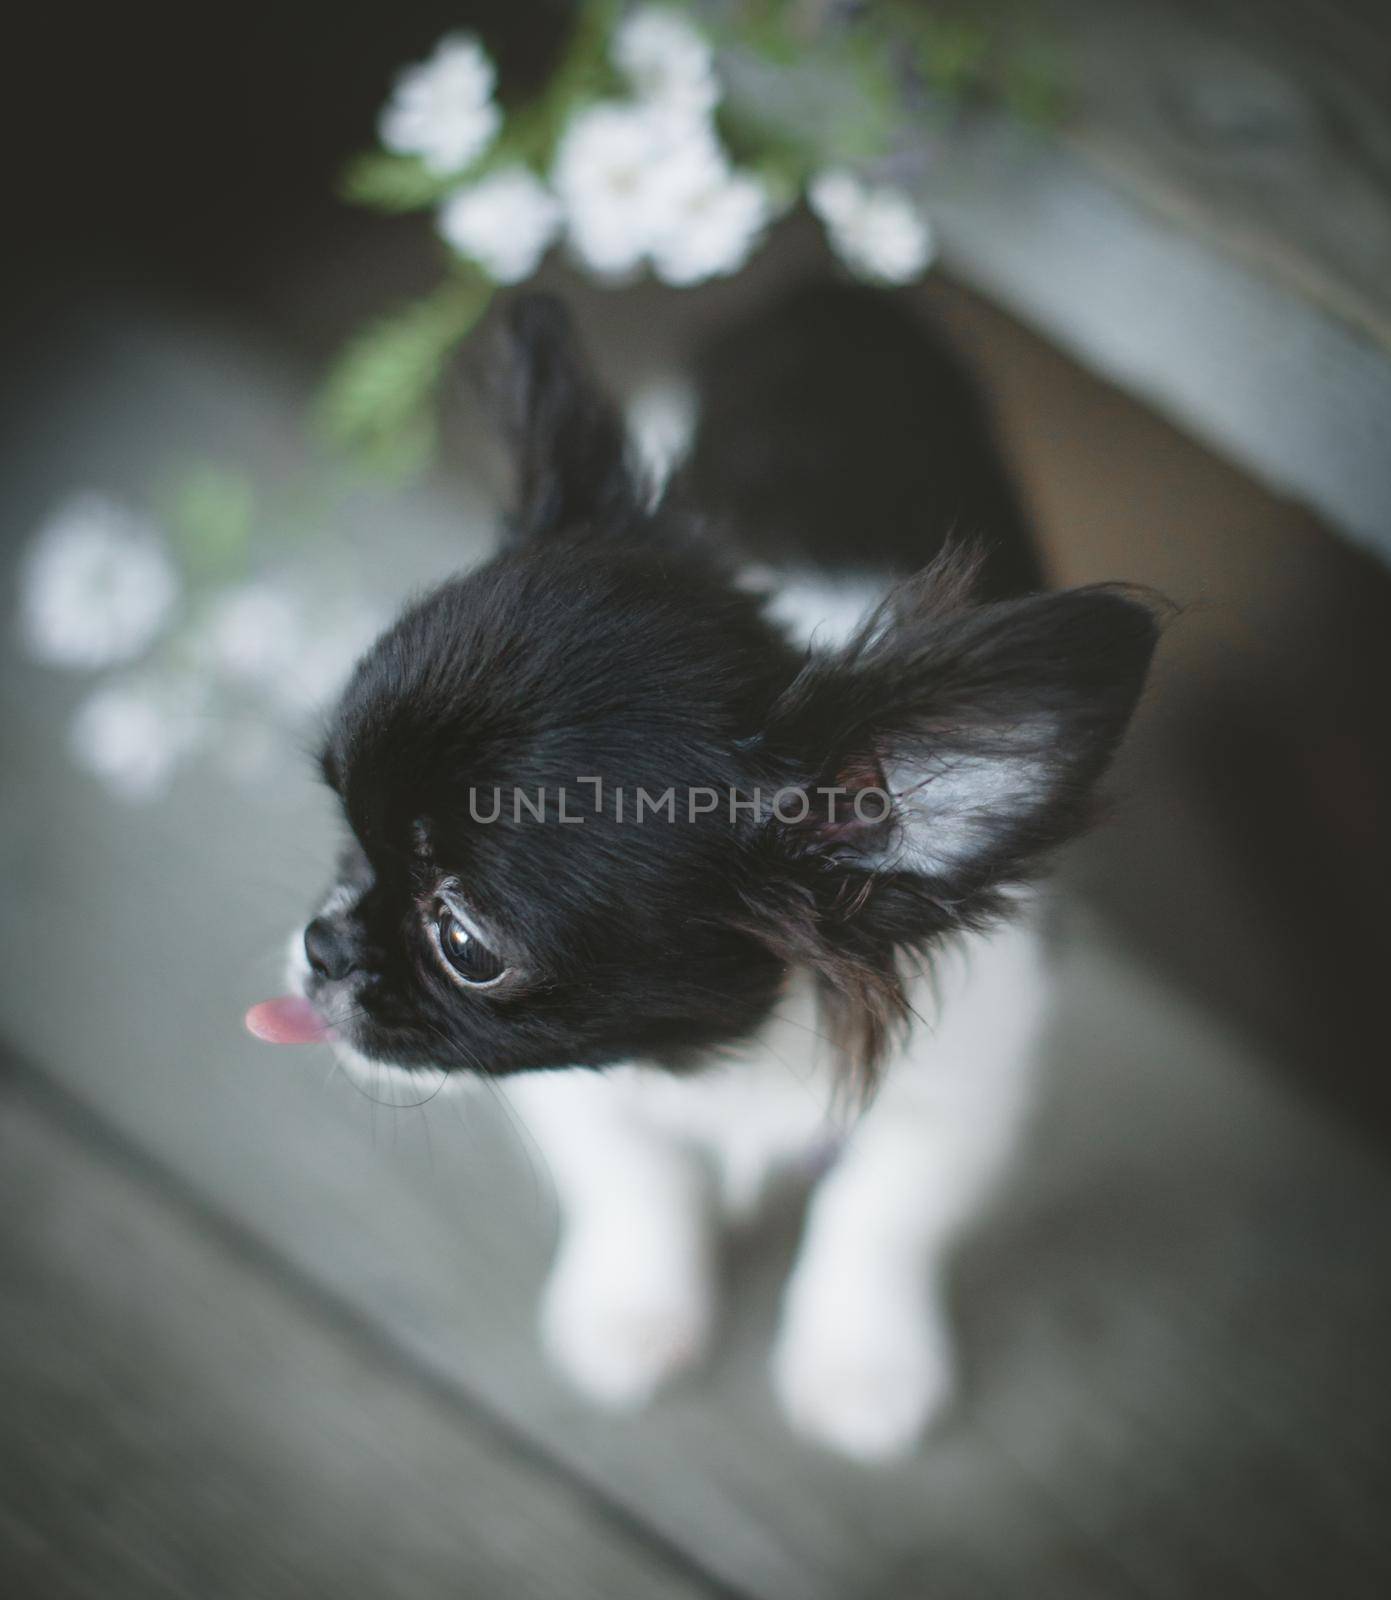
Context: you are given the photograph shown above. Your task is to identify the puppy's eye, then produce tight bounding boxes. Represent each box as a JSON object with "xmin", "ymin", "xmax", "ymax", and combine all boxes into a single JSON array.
[{"xmin": 434, "ymin": 907, "xmax": 507, "ymax": 988}]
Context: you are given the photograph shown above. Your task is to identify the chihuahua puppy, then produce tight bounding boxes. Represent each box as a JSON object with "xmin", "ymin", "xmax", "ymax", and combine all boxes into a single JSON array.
[{"xmin": 249, "ymin": 287, "xmax": 1156, "ymax": 1460}]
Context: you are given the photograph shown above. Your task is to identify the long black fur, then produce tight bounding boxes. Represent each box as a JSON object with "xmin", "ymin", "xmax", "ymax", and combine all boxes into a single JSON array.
[{"xmin": 306, "ymin": 287, "xmax": 1157, "ymax": 1087}]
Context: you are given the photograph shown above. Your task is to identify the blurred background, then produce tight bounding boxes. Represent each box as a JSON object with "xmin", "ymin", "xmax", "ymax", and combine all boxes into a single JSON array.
[{"xmin": 3, "ymin": 3, "xmax": 1390, "ymax": 1596}]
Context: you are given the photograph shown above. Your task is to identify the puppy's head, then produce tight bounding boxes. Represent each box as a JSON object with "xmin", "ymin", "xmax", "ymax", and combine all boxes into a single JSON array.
[{"xmin": 252, "ymin": 296, "xmax": 1158, "ymax": 1087}]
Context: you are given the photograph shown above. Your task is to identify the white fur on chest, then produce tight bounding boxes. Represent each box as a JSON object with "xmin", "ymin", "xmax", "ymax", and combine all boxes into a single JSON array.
[
  {"xmin": 505, "ymin": 912, "xmax": 1047, "ymax": 1212},
  {"xmin": 502, "ymin": 975, "xmax": 838, "ymax": 1215},
  {"xmin": 608, "ymin": 972, "xmax": 846, "ymax": 1211}
]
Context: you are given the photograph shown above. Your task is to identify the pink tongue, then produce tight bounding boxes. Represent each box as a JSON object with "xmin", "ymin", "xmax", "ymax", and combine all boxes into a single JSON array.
[{"xmin": 245, "ymin": 996, "xmax": 331, "ymax": 1045}]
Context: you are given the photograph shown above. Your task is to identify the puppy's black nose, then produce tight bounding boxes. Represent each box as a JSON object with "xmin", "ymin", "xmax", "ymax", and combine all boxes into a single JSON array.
[{"xmin": 304, "ymin": 917, "xmax": 356, "ymax": 982}]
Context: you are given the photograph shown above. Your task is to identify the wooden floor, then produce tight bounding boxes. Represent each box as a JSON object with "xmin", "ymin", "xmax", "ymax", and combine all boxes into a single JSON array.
[
  {"xmin": 0, "ymin": 1069, "xmax": 722, "ymax": 1600},
  {"xmin": 3, "ymin": 275, "xmax": 1391, "ymax": 1596},
  {"xmin": 4, "ymin": 921, "xmax": 1390, "ymax": 1599}
]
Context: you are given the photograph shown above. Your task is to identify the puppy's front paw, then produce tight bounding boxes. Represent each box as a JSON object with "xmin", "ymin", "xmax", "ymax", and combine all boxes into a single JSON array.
[
  {"xmin": 772, "ymin": 1304, "xmax": 954, "ymax": 1462},
  {"xmin": 540, "ymin": 1258, "xmax": 711, "ymax": 1411}
]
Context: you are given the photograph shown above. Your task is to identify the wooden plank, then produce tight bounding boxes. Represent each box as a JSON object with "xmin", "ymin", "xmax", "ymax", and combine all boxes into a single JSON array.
[
  {"xmin": 0, "ymin": 1079, "xmax": 728, "ymax": 1600},
  {"xmin": 1041, "ymin": 0, "xmax": 1391, "ymax": 351},
  {"xmin": 921, "ymin": 115, "xmax": 1391, "ymax": 564}
]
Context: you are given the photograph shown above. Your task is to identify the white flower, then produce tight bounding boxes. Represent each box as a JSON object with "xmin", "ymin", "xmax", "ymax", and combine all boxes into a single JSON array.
[
  {"xmin": 379, "ymin": 33, "xmax": 500, "ymax": 177},
  {"xmin": 612, "ymin": 6, "xmax": 719, "ymax": 119},
  {"xmin": 650, "ymin": 162, "xmax": 770, "ymax": 285},
  {"xmin": 552, "ymin": 100, "xmax": 666, "ymax": 279},
  {"xmin": 437, "ymin": 165, "xmax": 561, "ymax": 283},
  {"xmin": 809, "ymin": 169, "xmax": 935, "ymax": 285},
  {"xmin": 198, "ymin": 580, "xmax": 305, "ymax": 686},
  {"xmin": 69, "ymin": 675, "xmax": 206, "ymax": 803},
  {"xmin": 20, "ymin": 493, "xmax": 179, "ymax": 669},
  {"xmin": 553, "ymin": 100, "xmax": 769, "ymax": 285}
]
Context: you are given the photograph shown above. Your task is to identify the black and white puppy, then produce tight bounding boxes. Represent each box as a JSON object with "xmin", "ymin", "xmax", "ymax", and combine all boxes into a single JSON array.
[{"xmin": 249, "ymin": 286, "xmax": 1157, "ymax": 1459}]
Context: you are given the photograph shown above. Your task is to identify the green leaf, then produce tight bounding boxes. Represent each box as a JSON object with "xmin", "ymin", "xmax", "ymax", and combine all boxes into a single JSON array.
[
  {"xmin": 726, "ymin": 1, "xmax": 805, "ymax": 67},
  {"xmin": 494, "ymin": 0, "xmax": 625, "ymax": 172},
  {"xmin": 838, "ymin": 31, "xmax": 901, "ymax": 159},
  {"xmin": 316, "ymin": 274, "xmax": 493, "ymax": 479},
  {"xmin": 339, "ymin": 0, "xmax": 626, "ymax": 214},
  {"xmin": 1000, "ymin": 43, "xmax": 1068, "ymax": 127},
  {"xmin": 912, "ymin": 16, "xmax": 992, "ymax": 101},
  {"xmin": 339, "ymin": 151, "xmax": 457, "ymax": 213},
  {"xmin": 163, "ymin": 463, "xmax": 257, "ymax": 581}
]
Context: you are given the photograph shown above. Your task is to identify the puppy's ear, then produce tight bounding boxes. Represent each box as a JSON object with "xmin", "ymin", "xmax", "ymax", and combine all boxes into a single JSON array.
[
  {"xmin": 743, "ymin": 545, "xmax": 1159, "ymax": 1089},
  {"xmin": 758, "ymin": 545, "xmax": 1161, "ymax": 921},
  {"xmin": 499, "ymin": 294, "xmax": 635, "ymax": 542}
]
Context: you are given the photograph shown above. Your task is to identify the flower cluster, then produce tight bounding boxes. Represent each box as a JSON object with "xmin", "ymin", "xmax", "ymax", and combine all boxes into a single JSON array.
[
  {"xmin": 17, "ymin": 493, "xmax": 383, "ymax": 802},
  {"xmin": 328, "ymin": 7, "xmax": 948, "ymax": 475},
  {"xmin": 383, "ymin": 8, "xmax": 775, "ymax": 288},
  {"xmin": 438, "ymin": 166, "xmax": 560, "ymax": 286},
  {"xmin": 20, "ymin": 494, "xmax": 178, "ymax": 669},
  {"xmin": 551, "ymin": 8, "xmax": 772, "ymax": 284},
  {"xmin": 552, "ymin": 97, "xmax": 769, "ymax": 285},
  {"xmin": 377, "ymin": 6, "xmax": 934, "ymax": 293},
  {"xmin": 379, "ymin": 33, "xmax": 501, "ymax": 177},
  {"xmin": 809, "ymin": 170, "xmax": 935, "ymax": 285}
]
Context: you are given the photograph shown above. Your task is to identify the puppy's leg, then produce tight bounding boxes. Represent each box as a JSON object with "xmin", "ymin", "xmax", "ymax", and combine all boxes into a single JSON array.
[
  {"xmin": 506, "ymin": 1072, "xmax": 715, "ymax": 1410},
  {"xmin": 772, "ymin": 922, "xmax": 1043, "ymax": 1460}
]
